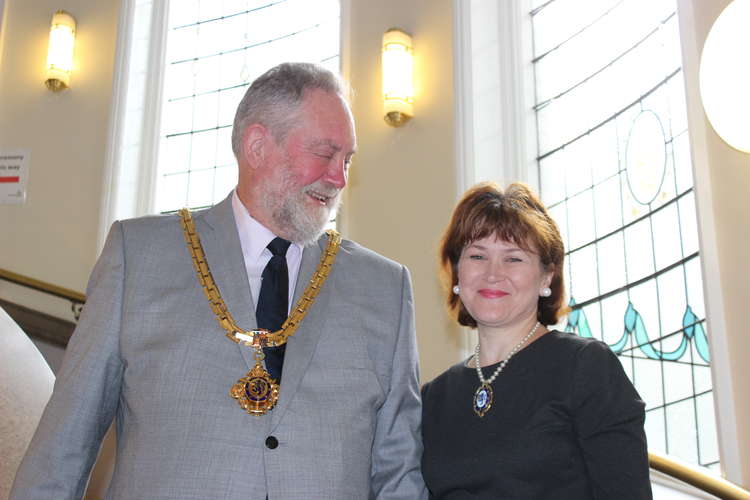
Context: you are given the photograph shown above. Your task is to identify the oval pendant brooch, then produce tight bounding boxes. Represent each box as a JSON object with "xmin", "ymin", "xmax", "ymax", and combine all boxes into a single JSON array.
[{"xmin": 473, "ymin": 383, "xmax": 493, "ymax": 417}]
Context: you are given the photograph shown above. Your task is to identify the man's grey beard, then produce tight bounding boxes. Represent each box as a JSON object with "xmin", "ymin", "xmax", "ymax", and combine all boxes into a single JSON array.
[{"xmin": 273, "ymin": 185, "xmax": 341, "ymax": 246}]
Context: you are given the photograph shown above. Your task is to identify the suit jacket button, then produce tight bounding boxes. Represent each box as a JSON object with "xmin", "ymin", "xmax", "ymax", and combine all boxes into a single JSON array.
[{"xmin": 265, "ymin": 436, "xmax": 279, "ymax": 449}]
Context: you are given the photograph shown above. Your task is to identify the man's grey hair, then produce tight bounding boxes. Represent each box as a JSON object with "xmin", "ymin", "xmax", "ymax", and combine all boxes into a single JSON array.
[{"xmin": 231, "ymin": 62, "xmax": 349, "ymax": 160}]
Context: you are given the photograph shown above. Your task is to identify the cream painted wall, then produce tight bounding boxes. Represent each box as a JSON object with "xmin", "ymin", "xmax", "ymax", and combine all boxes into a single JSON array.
[
  {"xmin": 678, "ymin": 0, "xmax": 750, "ymax": 487},
  {"xmin": 343, "ymin": 0, "xmax": 462, "ymax": 384},
  {"xmin": 0, "ymin": 0, "xmax": 120, "ymax": 320}
]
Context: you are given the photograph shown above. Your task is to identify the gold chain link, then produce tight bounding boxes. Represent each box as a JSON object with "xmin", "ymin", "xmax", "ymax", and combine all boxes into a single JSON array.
[{"xmin": 179, "ymin": 208, "xmax": 341, "ymax": 348}]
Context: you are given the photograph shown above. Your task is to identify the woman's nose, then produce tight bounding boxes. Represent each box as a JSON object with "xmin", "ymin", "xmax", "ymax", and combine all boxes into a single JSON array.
[{"xmin": 486, "ymin": 261, "xmax": 505, "ymax": 282}]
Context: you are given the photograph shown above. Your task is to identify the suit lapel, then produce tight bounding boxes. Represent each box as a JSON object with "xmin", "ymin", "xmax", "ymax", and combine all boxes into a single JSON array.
[
  {"xmin": 270, "ymin": 234, "xmax": 332, "ymax": 429},
  {"xmin": 198, "ymin": 194, "xmax": 258, "ymax": 370}
]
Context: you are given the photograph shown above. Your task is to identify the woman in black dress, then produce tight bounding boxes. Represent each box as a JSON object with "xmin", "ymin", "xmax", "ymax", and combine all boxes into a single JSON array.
[{"xmin": 421, "ymin": 182, "xmax": 652, "ymax": 499}]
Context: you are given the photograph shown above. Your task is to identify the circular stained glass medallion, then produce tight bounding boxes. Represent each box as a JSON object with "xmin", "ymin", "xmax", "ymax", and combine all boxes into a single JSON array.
[{"xmin": 625, "ymin": 110, "xmax": 667, "ymax": 205}]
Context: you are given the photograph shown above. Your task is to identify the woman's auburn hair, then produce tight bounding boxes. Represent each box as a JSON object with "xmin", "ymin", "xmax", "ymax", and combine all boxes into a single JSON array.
[{"xmin": 439, "ymin": 181, "xmax": 568, "ymax": 327}]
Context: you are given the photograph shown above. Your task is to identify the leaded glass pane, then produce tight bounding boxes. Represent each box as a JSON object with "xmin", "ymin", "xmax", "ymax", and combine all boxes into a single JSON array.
[
  {"xmin": 593, "ymin": 176, "xmax": 622, "ymax": 238},
  {"xmin": 154, "ymin": 0, "xmax": 341, "ymax": 213},
  {"xmin": 597, "ymin": 232, "xmax": 626, "ymax": 295},
  {"xmin": 589, "ymin": 122, "xmax": 619, "ymax": 184},
  {"xmin": 564, "ymin": 139, "xmax": 593, "ymax": 198},
  {"xmin": 673, "ymin": 132, "xmax": 693, "ymax": 193},
  {"xmin": 656, "ymin": 267, "xmax": 687, "ymax": 341},
  {"xmin": 651, "ymin": 204, "xmax": 682, "ymax": 270},
  {"xmin": 645, "ymin": 406, "xmax": 667, "ymax": 452},
  {"xmin": 697, "ymin": 393, "xmax": 720, "ymax": 465},
  {"xmin": 567, "ymin": 190, "xmax": 595, "ymax": 250},
  {"xmin": 568, "ymin": 245, "xmax": 598, "ymax": 303},
  {"xmin": 539, "ymin": 151, "xmax": 566, "ymax": 204},
  {"xmin": 623, "ymin": 218, "xmax": 654, "ymax": 282},
  {"xmin": 600, "ymin": 292, "xmax": 629, "ymax": 347},
  {"xmin": 634, "ymin": 357, "xmax": 663, "ymax": 410},
  {"xmin": 662, "ymin": 354, "xmax": 693, "ymax": 404},
  {"xmin": 532, "ymin": 0, "xmax": 718, "ymax": 469},
  {"xmin": 679, "ymin": 193, "xmax": 700, "ymax": 256},
  {"xmin": 684, "ymin": 257, "xmax": 705, "ymax": 318},
  {"xmin": 666, "ymin": 399, "xmax": 699, "ymax": 464}
]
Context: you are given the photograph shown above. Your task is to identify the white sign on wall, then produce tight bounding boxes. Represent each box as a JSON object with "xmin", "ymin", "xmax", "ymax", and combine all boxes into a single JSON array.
[{"xmin": 0, "ymin": 150, "xmax": 30, "ymax": 204}]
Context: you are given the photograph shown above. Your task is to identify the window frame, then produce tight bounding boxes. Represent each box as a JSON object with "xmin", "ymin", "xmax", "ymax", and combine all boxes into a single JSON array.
[{"xmin": 100, "ymin": 0, "xmax": 168, "ymax": 250}]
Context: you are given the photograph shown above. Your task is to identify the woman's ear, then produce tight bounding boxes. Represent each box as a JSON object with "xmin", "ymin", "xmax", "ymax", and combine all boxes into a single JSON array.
[{"xmin": 542, "ymin": 265, "xmax": 554, "ymax": 289}]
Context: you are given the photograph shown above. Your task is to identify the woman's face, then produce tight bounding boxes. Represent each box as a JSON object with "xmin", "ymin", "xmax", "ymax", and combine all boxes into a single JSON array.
[{"xmin": 457, "ymin": 235, "xmax": 553, "ymax": 331}]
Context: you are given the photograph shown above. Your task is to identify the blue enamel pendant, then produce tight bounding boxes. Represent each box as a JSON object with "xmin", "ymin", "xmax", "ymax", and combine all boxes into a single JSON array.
[{"xmin": 473, "ymin": 382, "xmax": 493, "ymax": 417}]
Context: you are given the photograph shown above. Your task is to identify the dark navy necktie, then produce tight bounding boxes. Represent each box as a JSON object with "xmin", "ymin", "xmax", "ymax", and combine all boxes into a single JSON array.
[{"xmin": 256, "ymin": 237, "xmax": 291, "ymax": 383}]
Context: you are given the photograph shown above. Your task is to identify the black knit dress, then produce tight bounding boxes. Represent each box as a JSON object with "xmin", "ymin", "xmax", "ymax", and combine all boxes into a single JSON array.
[{"xmin": 421, "ymin": 331, "xmax": 652, "ymax": 500}]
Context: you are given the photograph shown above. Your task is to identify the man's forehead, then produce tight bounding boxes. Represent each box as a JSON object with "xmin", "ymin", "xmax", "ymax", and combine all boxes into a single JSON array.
[
  {"xmin": 307, "ymin": 138, "xmax": 357, "ymax": 153},
  {"xmin": 308, "ymin": 138, "xmax": 340, "ymax": 150}
]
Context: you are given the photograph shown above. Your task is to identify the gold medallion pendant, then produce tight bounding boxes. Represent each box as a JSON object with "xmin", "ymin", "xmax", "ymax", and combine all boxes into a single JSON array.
[
  {"xmin": 473, "ymin": 382, "xmax": 493, "ymax": 417},
  {"xmin": 230, "ymin": 362, "xmax": 280, "ymax": 415}
]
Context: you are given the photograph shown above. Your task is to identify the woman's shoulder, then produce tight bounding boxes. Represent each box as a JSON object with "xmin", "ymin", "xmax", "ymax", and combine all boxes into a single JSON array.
[
  {"xmin": 421, "ymin": 359, "xmax": 471, "ymax": 399},
  {"xmin": 543, "ymin": 331, "xmax": 633, "ymax": 390},
  {"xmin": 533, "ymin": 330, "xmax": 623, "ymax": 373},
  {"xmin": 544, "ymin": 330, "xmax": 612, "ymax": 353}
]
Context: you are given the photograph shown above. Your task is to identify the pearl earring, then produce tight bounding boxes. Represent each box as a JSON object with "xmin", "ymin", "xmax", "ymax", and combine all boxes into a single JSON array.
[
  {"xmin": 540, "ymin": 287, "xmax": 552, "ymax": 297},
  {"xmin": 452, "ymin": 285, "xmax": 460, "ymax": 295}
]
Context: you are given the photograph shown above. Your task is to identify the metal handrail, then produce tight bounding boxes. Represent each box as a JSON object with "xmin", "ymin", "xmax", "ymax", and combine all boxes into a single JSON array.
[
  {"xmin": 649, "ymin": 451, "xmax": 750, "ymax": 499},
  {"xmin": 0, "ymin": 268, "xmax": 86, "ymax": 304}
]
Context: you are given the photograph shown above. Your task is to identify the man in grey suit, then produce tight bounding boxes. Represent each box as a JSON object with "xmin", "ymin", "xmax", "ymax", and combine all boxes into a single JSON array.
[{"xmin": 11, "ymin": 62, "xmax": 427, "ymax": 499}]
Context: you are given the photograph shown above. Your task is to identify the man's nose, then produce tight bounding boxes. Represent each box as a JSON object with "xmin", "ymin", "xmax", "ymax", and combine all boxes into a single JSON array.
[{"xmin": 325, "ymin": 159, "xmax": 348, "ymax": 189}]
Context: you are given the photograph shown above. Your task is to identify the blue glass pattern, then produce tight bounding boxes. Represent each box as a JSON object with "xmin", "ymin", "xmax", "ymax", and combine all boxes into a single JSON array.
[
  {"xmin": 684, "ymin": 305, "xmax": 710, "ymax": 363},
  {"xmin": 566, "ymin": 298, "xmax": 707, "ymax": 362}
]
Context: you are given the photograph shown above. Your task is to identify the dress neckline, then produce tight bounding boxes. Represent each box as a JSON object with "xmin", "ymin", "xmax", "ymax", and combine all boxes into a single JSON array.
[{"xmin": 462, "ymin": 329, "xmax": 558, "ymax": 370}]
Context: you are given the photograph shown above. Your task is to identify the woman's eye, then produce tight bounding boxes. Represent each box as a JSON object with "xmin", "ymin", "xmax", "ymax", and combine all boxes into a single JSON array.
[
  {"xmin": 507, "ymin": 257, "xmax": 522, "ymax": 263},
  {"xmin": 469, "ymin": 254, "xmax": 484, "ymax": 260}
]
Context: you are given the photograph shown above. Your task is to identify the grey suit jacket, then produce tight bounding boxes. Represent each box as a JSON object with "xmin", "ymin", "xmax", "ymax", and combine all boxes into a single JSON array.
[{"xmin": 11, "ymin": 195, "xmax": 427, "ymax": 500}]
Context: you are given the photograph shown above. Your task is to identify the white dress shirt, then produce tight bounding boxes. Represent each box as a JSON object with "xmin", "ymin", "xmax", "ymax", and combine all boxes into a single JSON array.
[{"xmin": 231, "ymin": 190, "xmax": 302, "ymax": 312}]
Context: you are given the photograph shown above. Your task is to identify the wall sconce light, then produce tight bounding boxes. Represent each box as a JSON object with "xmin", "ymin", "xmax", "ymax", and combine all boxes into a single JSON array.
[
  {"xmin": 382, "ymin": 28, "xmax": 414, "ymax": 127},
  {"xmin": 45, "ymin": 10, "xmax": 76, "ymax": 92},
  {"xmin": 699, "ymin": 0, "xmax": 750, "ymax": 153}
]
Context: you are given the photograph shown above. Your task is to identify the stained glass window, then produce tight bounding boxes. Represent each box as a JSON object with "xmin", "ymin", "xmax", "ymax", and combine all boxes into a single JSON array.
[
  {"xmin": 530, "ymin": 0, "xmax": 719, "ymax": 469},
  {"xmin": 155, "ymin": 0, "xmax": 341, "ymax": 214}
]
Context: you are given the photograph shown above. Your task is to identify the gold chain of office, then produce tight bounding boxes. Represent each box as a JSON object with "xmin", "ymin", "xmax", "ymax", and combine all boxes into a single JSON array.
[{"xmin": 178, "ymin": 208, "xmax": 342, "ymax": 415}]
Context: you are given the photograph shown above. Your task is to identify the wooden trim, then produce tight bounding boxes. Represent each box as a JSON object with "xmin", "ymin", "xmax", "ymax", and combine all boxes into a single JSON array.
[
  {"xmin": 0, "ymin": 298, "xmax": 74, "ymax": 347},
  {"xmin": 0, "ymin": 268, "xmax": 85, "ymax": 304},
  {"xmin": 649, "ymin": 451, "xmax": 750, "ymax": 499}
]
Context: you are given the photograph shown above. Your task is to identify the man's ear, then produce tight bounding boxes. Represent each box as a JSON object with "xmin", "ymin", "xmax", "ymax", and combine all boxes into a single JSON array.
[{"xmin": 241, "ymin": 124, "xmax": 268, "ymax": 168}]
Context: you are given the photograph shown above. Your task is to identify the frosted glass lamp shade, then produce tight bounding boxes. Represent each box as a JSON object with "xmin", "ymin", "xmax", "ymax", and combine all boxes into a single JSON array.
[
  {"xmin": 382, "ymin": 29, "xmax": 414, "ymax": 126},
  {"xmin": 45, "ymin": 10, "xmax": 76, "ymax": 92}
]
